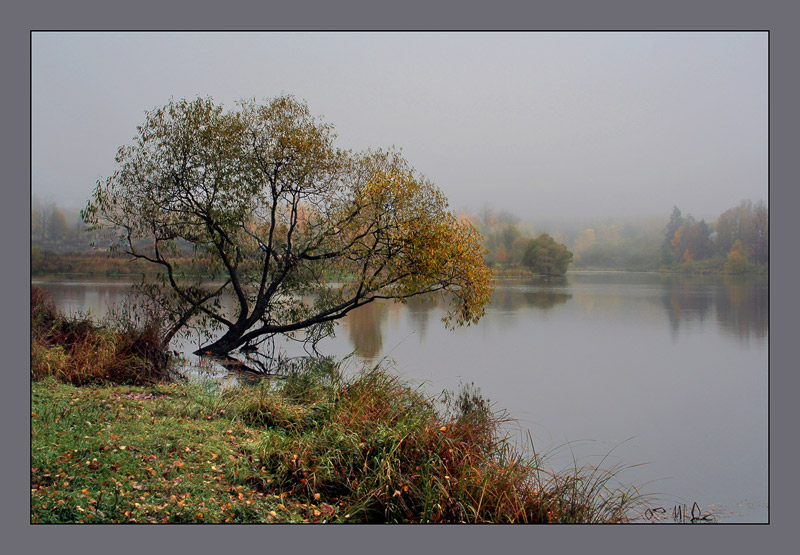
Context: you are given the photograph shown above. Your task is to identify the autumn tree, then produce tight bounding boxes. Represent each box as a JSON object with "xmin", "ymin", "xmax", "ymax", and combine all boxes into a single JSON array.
[
  {"xmin": 723, "ymin": 240, "xmax": 751, "ymax": 274},
  {"xmin": 32, "ymin": 199, "xmax": 58, "ymax": 243},
  {"xmin": 750, "ymin": 200, "xmax": 768, "ymax": 264},
  {"xmin": 521, "ymin": 233, "xmax": 573, "ymax": 275},
  {"xmin": 670, "ymin": 217, "xmax": 712, "ymax": 263},
  {"xmin": 573, "ymin": 228, "xmax": 596, "ymax": 255},
  {"xmin": 83, "ymin": 96, "xmax": 493, "ymax": 360},
  {"xmin": 715, "ymin": 200, "xmax": 768, "ymax": 265},
  {"xmin": 47, "ymin": 208, "xmax": 70, "ymax": 242},
  {"xmin": 474, "ymin": 209, "xmax": 523, "ymax": 267},
  {"xmin": 661, "ymin": 205, "xmax": 683, "ymax": 265}
]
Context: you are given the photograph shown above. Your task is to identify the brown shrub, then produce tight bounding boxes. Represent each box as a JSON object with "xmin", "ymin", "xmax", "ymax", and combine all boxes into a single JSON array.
[{"xmin": 30, "ymin": 285, "xmax": 171, "ymax": 385}]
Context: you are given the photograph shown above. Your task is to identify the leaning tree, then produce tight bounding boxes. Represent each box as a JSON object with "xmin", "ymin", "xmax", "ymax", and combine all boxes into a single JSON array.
[{"xmin": 83, "ymin": 96, "xmax": 493, "ymax": 363}]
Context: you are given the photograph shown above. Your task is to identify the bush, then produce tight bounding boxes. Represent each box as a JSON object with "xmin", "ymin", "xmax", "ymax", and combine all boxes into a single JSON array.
[
  {"xmin": 724, "ymin": 243, "xmax": 751, "ymax": 274},
  {"xmin": 30, "ymin": 286, "xmax": 171, "ymax": 385},
  {"xmin": 522, "ymin": 234, "xmax": 573, "ymax": 276},
  {"xmin": 31, "ymin": 285, "xmax": 57, "ymax": 334}
]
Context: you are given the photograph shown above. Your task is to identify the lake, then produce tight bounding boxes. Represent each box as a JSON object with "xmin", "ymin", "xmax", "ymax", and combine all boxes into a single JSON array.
[{"xmin": 33, "ymin": 271, "xmax": 768, "ymax": 522}]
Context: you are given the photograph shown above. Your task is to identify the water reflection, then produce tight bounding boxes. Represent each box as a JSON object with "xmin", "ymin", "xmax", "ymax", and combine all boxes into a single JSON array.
[
  {"xmin": 658, "ymin": 274, "xmax": 768, "ymax": 341},
  {"xmin": 492, "ymin": 279, "xmax": 572, "ymax": 313},
  {"xmin": 660, "ymin": 276, "xmax": 714, "ymax": 338},
  {"xmin": 715, "ymin": 276, "xmax": 769, "ymax": 342},
  {"xmin": 337, "ymin": 282, "xmax": 576, "ymax": 357},
  {"xmin": 523, "ymin": 290, "xmax": 572, "ymax": 311},
  {"xmin": 405, "ymin": 295, "xmax": 436, "ymax": 342},
  {"xmin": 32, "ymin": 280, "xmax": 136, "ymax": 319},
  {"xmin": 340, "ymin": 301, "xmax": 389, "ymax": 360},
  {"xmin": 35, "ymin": 274, "xmax": 768, "ymax": 355}
]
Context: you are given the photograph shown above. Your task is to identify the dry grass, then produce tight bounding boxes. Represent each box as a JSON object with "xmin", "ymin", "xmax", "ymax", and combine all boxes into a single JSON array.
[
  {"xmin": 235, "ymin": 363, "xmax": 649, "ymax": 523},
  {"xmin": 31, "ymin": 286, "xmax": 170, "ymax": 385}
]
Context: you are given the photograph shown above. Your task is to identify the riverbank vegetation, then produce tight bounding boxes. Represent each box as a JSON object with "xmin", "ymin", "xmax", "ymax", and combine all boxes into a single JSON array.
[
  {"xmin": 31, "ymin": 286, "xmax": 170, "ymax": 385},
  {"xmin": 31, "ymin": 287, "xmax": 648, "ymax": 523},
  {"xmin": 33, "ymin": 198, "xmax": 766, "ymax": 278},
  {"xmin": 462, "ymin": 199, "xmax": 767, "ymax": 275}
]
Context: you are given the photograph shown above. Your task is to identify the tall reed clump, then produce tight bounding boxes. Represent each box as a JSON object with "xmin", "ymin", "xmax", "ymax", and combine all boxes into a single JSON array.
[
  {"xmin": 237, "ymin": 360, "xmax": 647, "ymax": 523},
  {"xmin": 30, "ymin": 286, "xmax": 170, "ymax": 385}
]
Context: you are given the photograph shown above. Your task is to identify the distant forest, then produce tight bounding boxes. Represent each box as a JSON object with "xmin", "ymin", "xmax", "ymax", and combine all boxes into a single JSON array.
[
  {"xmin": 31, "ymin": 196, "xmax": 767, "ymax": 276},
  {"xmin": 464, "ymin": 198, "xmax": 767, "ymax": 274}
]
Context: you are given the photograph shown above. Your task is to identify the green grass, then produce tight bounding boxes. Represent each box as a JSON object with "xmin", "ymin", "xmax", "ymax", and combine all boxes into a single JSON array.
[
  {"xmin": 31, "ymin": 362, "xmax": 650, "ymax": 524},
  {"xmin": 31, "ymin": 378, "xmax": 286, "ymax": 523}
]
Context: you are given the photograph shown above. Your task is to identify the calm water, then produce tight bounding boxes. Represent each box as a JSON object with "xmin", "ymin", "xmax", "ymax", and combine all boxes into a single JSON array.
[{"xmin": 34, "ymin": 271, "xmax": 768, "ymax": 522}]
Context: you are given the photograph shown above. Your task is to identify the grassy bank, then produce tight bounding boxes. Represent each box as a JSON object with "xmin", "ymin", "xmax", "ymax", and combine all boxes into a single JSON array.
[{"xmin": 30, "ymin": 287, "xmax": 648, "ymax": 524}]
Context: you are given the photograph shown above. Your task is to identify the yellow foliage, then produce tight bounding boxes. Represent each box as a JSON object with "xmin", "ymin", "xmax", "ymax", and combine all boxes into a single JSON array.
[{"xmin": 573, "ymin": 228, "xmax": 596, "ymax": 254}]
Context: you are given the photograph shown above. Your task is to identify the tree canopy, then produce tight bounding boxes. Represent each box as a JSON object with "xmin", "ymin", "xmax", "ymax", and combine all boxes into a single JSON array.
[
  {"xmin": 83, "ymin": 96, "xmax": 493, "ymax": 361},
  {"xmin": 660, "ymin": 200, "xmax": 767, "ymax": 272},
  {"xmin": 521, "ymin": 233, "xmax": 573, "ymax": 276}
]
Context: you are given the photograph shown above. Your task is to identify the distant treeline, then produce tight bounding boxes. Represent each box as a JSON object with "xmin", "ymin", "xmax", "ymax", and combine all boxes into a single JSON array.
[
  {"xmin": 464, "ymin": 199, "xmax": 767, "ymax": 274},
  {"xmin": 31, "ymin": 197, "xmax": 96, "ymax": 254},
  {"xmin": 659, "ymin": 200, "xmax": 767, "ymax": 274},
  {"xmin": 32, "ymin": 197, "xmax": 767, "ymax": 276}
]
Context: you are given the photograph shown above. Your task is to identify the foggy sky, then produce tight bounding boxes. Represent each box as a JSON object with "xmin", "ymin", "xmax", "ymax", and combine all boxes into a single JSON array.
[{"xmin": 31, "ymin": 32, "xmax": 767, "ymax": 221}]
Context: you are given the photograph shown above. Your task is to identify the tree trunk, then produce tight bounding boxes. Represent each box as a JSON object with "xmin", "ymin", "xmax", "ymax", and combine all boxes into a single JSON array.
[{"xmin": 193, "ymin": 327, "xmax": 247, "ymax": 356}]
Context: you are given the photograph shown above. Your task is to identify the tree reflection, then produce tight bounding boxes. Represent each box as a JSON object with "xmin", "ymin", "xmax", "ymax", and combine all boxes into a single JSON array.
[
  {"xmin": 491, "ymin": 277, "xmax": 572, "ymax": 313},
  {"xmin": 660, "ymin": 274, "xmax": 767, "ymax": 342},
  {"xmin": 715, "ymin": 276, "xmax": 768, "ymax": 342},
  {"xmin": 522, "ymin": 290, "xmax": 572, "ymax": 310},
  {"xmin": 340, "ymin": 302, "xmax": 389, "ymax": 360},
  {"xmin": 661, "ymin": 276, "xmax": 714, "ymax": 338},
  {"xmin": 405, "ymin": 295, "xmax": 437, "ymax": 342}
]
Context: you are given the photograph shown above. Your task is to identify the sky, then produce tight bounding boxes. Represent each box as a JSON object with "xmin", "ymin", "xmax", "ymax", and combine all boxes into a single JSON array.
[{"xmin": 31, "ymin": 31, "xmax": 767, "ymax": 222}]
